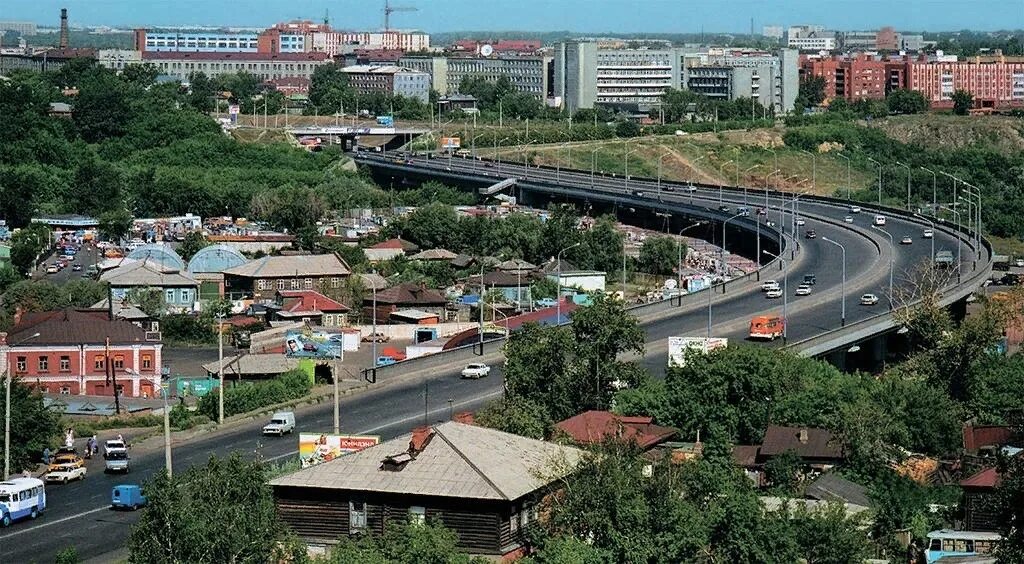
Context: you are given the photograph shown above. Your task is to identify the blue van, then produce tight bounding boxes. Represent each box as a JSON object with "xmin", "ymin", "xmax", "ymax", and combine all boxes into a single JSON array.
[{"xmin": 111, "ymin": 485, "xmax": 146, "ymax": 511}]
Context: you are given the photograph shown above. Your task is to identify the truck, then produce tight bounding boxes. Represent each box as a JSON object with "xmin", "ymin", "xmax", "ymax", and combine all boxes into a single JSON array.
[
  {"xmin": 262, "ymin": 411, "xmax": 296, "ymax": 436},
  {"xmin": 749, "ymin": 315, "xmax": 785, "ymax": 340},
  {"xmin": 934, "ymin": 250, "xmax": 954, "ymax": 268},
  {"xmin": 667, "ymin": 337, "xmax": 728, "ymax": 368}
]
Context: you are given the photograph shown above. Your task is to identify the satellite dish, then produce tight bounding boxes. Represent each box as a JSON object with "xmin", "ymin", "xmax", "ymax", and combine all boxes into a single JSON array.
[
  {"xmin": 480, "ymin": 44, "xmax": 494, "ymax": 57},
  {"xmin": 664, "ymin": 279, "xmax": 677, "ymax": 289}
]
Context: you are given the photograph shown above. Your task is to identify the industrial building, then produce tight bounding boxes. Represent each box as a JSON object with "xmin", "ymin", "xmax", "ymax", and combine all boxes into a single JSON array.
[
  {"xmin": 340, "ymin": 64, "xmax": 431, "ymax": 102},
  {"xmin": 399, "ymin": 54, "xmax": 550, "ymax": 99},
  {"xmin": 140, "ymin": 51, "xmax": 331, "ymax": 82}
]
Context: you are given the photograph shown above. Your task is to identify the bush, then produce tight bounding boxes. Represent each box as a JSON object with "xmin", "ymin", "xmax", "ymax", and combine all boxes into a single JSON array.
[
  {"xmin": 67, "ymin": 414, "xmax": 164, "ymax": 437},
  {"xmin": 197, "ymin": 369, "xmax": 312, "ymax": 421},
  {"xmin": 54, "ymin": 547, "xmax": 79, "ymax": 564},
  {"xmin": 161, "ymin": 313, "xmax": 214, "ymax": 344}
]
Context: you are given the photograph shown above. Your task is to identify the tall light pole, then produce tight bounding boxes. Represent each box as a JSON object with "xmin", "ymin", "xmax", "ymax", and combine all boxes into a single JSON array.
[
  {"xmin": 217, "ymin": 314, "xmax": 224, "ymax": 425},
  {"xmin": 718, "ymin": 159, "xmax": 734, "ymax": 205},
  {"xmin": 765, "ymin": 169, "xmax": 781, "ymax": 211},
  {"xmin": 494, "ymin": 135, "xmax": 509, "ymax": 175},
  {"xmin": 152, "ymin": 375, "xmax": 172, "ymax": 478},
  {"xmin": 4, "ymin": 332, "xmax": 41, "ymax": 480},
  {"xmin": 914, "ymin": 213, "xmax": 936, "ymax": 264},
  {"xmin": 920, "ymin": 166, "xmax": 937, "ymax": 216},
  {"xmin": 837, "ymin": 153, "xmax": 852, "ymax": 200},
  {"xmin": 961, "ymin": 182, "xmax": 982, "ymax": 259},
  {"xmin": 867, "ymin": 157, "xmax": 883, "ymax": 204},
  {"xmin": 798, "ymin": 149, "xmax": 817, "ymax": 193},
  {"xmin": 677, "ymin": 222, "xmax": 706, "ymax": 300},
  {"xmin": 521, "ymin": 140, "xmax": 536, "ymax": 180},
  {"xmin": 872, "ymin": 225, "xmax": 895, "ymax": 310},
  {"xmin": 940, "ymin": 206, "xmax": 963, "ymax": 283},
  {"xmin": 740, "ymin": 164, "xmax": 758, "ymax": 205},
  {"xmin": 762, "ymin": 250, "xmax": 788, "ymax": 343},
  {"xmin": 555, "ymin": 142, "xmax": 571, "ymax": 183},
  {"xmin": 556, "ymin": 242, "xmax": 581, "ymax": 325},
  {"xmin": 590, "ymin": 148, "xmax": 600, "ymax": 188},
  {"xmin": 895, "ymin": 160, "xmax": 912, "ymax": 211},
  {"xmin": 822, "ymin": 237, "xmax": 847, "ymax": 326}
]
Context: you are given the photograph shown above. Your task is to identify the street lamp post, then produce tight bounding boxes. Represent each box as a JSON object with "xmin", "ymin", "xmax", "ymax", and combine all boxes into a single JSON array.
[
  {"xmin": 3, "ymin": 332, "xmax": 41, "ymax": 479},
  {"xmin": 740, "ymin": 164, "xmax": 758, "ymax": 205},
  {"xmin": 521, "ymin": 141, "xmax": 536, "ymax": 180},
  {"xmin": 822, "ymin": 237, "xmax": 847, "ymax": 326},
  {"xmin": 152, "ymin": 376, "xmax": 172, "ymax": 478},
  {"xmin": 721, "ymin": 213, "xmax": 746, "ymax": 283},
  {"xmin": 837, "ymin": 153, "xmax": 852, "ymax": 200},
  {"xmin": 914, "ymin": 214, "xmax": 936, "ymax": 264},
  {"xmin": 867, "ymin": 157, "xmax": 883, "ymax": 204},
  {"xmin": 762, "ymin": 250, "xmax": 788, "ymax": 343},
  {"xmin": 799, "ymin": 149, "xmax": 817, "ymax": 193},
  {"xmin": 961, "ymin": 183, "xmax": 982, "ymax": 259},
  {"xmin": 590, "ymin": 148, "xmax": 599, "ymax": 188},
  {"xmin": 217, "ymin": 314, "xmax": 224, "ymax": 425},
  {"xmin": 895, "ymin": 161, "xmax": 912, "ymax": 211},
  {"xmin": 556, "ymin": 243, "xmax": 581, "ymax": 325},
  {"xmin": 940, "ymin": 206, "xmax": 963, "ymax": 283},
  {"xmin": 920, "ymin": 166, "xmax": 937, "ymax": 216},
  {"xmin": 872, "ymin": 225, "xmax": 895, "ymax": 310},
  {"xmin": 556, "ymin": 141, "xmax": 571, "ymax": 183},
  {"xmin": 677, "ymin": 222, "xmax": 706, "ymax": 303},
  {"xmin": 765, "ymin": 169, "xmax": 781, "ymax": 211}
]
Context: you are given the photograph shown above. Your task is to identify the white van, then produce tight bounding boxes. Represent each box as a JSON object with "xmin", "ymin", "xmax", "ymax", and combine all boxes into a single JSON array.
[
  {"xmin": 874, "ymin": 215, "xmax": 886, "ymax": 226},
  {"xmin": 0, "ymin": 477, "xmax": 46, "ymax": 526},
  {"xmin": 262, "ymin": 411, "xmax": 296, "ymax": 436}
]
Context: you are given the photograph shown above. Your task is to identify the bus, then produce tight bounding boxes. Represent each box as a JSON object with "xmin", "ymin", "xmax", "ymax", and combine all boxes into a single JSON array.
[
  {"xmin": 0, "ymin": 477, "xmax": 46, "ymax": 526},
  {"xmin": 749, "ymin": 315, "xmax": 785, "ymax": 340},
  {"xmin": 925, "ymin": 530, "xmax": 1000, "ymax": 563}
]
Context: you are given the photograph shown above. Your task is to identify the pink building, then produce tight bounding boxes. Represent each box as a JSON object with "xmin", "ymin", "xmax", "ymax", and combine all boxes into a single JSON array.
[{"xmin": 906, "ymin": 55, "xmax": 1024, "ymax": 110}]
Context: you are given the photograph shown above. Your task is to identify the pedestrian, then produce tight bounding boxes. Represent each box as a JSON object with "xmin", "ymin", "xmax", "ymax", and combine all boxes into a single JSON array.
[
  {"xmin": 42, "ymin": 447, "xmax": 50, "ymax": 465},
  {"xmin": 92, "ymin": 435, "xmax": 99, "ymax": 455},
  {"xmin": 84, "ymin": 438, "xmax": 92, "ymax": 459}
]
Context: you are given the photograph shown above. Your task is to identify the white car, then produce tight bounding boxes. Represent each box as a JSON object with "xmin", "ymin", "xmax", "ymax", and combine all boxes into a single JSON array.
[
  {"xmin": 683, "ymin": 185, "xmax": 698, "ymax": 193},
  {"xmin": 900, "ymin": 236, "xmax": 913, "ymax": 245},
  {"xmin": 765, "ymin": 289, "xmax": 783, "ymax": 299},
  {"xmin": 923, "ymin": 229, "xmax": 934, "ymax": 239},
  {"xmin": 795, "ymin": 284, "xmax": 812, "ymax": 296},
  {"xmin": 874, "ymin": 215, "xmax": 886, "ymax": 226},
  {"xmin": 262, "ymin": 411, "xmax": 296, "ymax": 436},
  {"xmin": 850, "ymin": 205, "xmax": 862, "ymax": 214},
  {"xmin": 461, "ymin": 363, "xmax": 491, "ymax": 379},
  {"xmin": 761, "ymin": 280, "xmax": 780, "ymax": 292},
  {"xmin": 860, "ymin": 293, "xmax": 880, "ymax": 306},
  {"xmin": 795, "ymin": 218, "xmax": 806, "ymax": 226},
  {"xmin": 104, "ymin": 439, "xmax": 127, "ymax": 455},
  {"xmin": 844, "ymin": 216, "xmax": 854, "ymax": 223},
  {"xmin": 45, "ymin": 464, "xmax": 87, "ymax": 484}
]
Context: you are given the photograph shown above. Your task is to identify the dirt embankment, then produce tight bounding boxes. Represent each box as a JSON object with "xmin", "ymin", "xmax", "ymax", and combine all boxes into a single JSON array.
[{"xmin": 867, "ymin": 114, "xmax": 1024, "ymax": 155}]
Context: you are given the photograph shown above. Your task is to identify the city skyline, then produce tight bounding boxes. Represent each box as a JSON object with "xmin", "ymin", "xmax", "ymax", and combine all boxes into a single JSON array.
[{"xmin": 5, "ymin": 0, "xmax": 1024, "ymax": 33}]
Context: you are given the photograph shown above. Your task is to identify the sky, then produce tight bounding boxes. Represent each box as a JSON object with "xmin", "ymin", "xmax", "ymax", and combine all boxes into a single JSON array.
[{"xmin": 5, "ymin": 0, "xmax": 1024, "ymax": 33}]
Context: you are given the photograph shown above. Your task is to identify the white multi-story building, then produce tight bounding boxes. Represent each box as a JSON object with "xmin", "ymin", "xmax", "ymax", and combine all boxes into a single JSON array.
[
  {"xmin": 788, "ymin": 36, "xmax": 837, "ymax": 51},
  {"xmin": 97, "ymin": 49, "xmax": 143, "ymax": 71},
  {"xmin": 141, "ymin": 51, "xmax": 331, "ymax": 82},
  {"xmin": 311, "ymin": 31, "xmax": 429, "ymax": 55},
  {"xmin": 399, "ymin": 55, "xmax": 549, "ymax": 99},
  {"xmin": 340, "ymin": 65, "xmax": 430, "ymax": 103}
]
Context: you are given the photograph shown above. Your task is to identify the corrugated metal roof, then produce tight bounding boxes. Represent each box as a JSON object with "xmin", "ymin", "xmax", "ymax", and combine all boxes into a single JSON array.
[{"xmin": 223, "ymin": 254, "xmax": 350, "ymax": 278}]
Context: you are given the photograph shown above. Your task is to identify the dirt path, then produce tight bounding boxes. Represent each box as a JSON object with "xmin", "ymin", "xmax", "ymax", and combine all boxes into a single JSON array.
[{"xmin": 659, "ymin": 144, "xmax": 722, "ymax": 185}]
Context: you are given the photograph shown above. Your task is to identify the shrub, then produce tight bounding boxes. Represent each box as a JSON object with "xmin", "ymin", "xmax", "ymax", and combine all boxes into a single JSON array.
[{"xmin": 197, "ymin": 369, "xmax": 312, "ymax": 421}]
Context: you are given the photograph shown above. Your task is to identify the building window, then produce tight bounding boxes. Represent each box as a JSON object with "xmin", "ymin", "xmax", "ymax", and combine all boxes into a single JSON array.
[
  {"xmin": 114, "ymin": 355, "xmax": 125, "ymax": 369},
  {"xmin": 142, "ymin": 355, "xmax": 152, "ymax": 370},
  {"xmin": 166, "ymin": 289, "xmax": 175, "ymax": 303},
  {"xmin": 331, "ymin": 277, "xmax": 341, "ymax": 288},
  {"xmin": 38, "ymin": 356, "xmax": 48, "ymax": 372},
  {"xmin": 323, "ymin": 314, "xmax": 333, "ymax": 326},
  {"xmin": 277, "ymin": 280, "xmax": 286, "ymax": 290},
  {"xmin": 257, "ymin": 280, "xmax": 266, "ymax": 291},
  {"xmin": 349, "ymin": 500, "xmax": 367, "ymax": 532},
  {"xmin": 60, "ymin": 356, "xmax": 70, "ymax": 372},
  {"xmin": 510, "ymin": 508, "xmax": 519, "ymax": 533},
  {"xmin": 59, "ymin": 386, "xmax": 71, "ymax": 395},
  {"xmin": 304, "ymin": 278, "xmax": 313, "ymax": 289},
  {"xmin": 94, "ymin": 356, "xmax": 105, "ymax": 371},
  {"xmin": 409, "ymin": 506, "xmax": 425, "ymax": 526},
  {"xmin": 290, "ymin": 279, "xmax": 299, "ymax": 290},
  {"xmin": 15, "ymin": 356, "xmax": 26, "ymax": 373}
]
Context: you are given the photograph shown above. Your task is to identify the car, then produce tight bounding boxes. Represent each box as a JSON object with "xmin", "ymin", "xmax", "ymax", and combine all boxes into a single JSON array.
[
  {"xmin": 901, "ymin": 236, "xmax": 913, "ymax": 245},
  {"xmin": 805, "ymin": 230, "xmax": 817, "ymax": 239},
  {"xmin": 683, "ymin": 184, "xmax": 698, "ymax": 193},
  {"xmin": 737, "ymin": 206, "xmax": 750, "ymax": 216},
  {"xmin": 535, "ymin": 298, "xmax": 558, "ymax": 308},
  {"xmin": 795, "ymin": 284, "xmax": 812, "ymax": 296},
  {"xmin": 802, "ymin": 274, "xmax": 817, "ymax": 285},
  {"xmin": 45, "ymin": 464, "xmax": 86, "ymax": 484},
  {"xmin": 262, "ymin": 411, "xmax": 296, "ymax": 436},
  {"xmin": 923, "ymin": 229, "xmax": 934, "ymax": 239},
  {"xmin": 860, "ymin": 293, "xmax": 880, "ymax": 306},
  {"xmin": 757, "ymin": 207, "xmax": 767, "ymax": 216},
  {"xmin": 850, "ymin": 205, "xmax": 862, "ymax": 214},
  {"xmin": 361, "ymin": 332, "xmax": 390, "ymax": 343},
  {"xmin": 632, "ymin": 190, "xmax": 645, "ymax": 197},
  {"xmin": 719, "ymin": 205, "xmax": 731, "ymax": 213},
  {"xmin": 111, "ymin": 484, "xmax": 147, "ymax": 511},
  {"xmin": 461, "ymin": 363, "xmax": 491, "ymax": 379},
  {"xmin": 844, "ymin": 216, "xmax": 854, "ymax": 223},
  {"xmin": 761, "ymin": 280, "xmax": 780, "ymax": 292},
  {"xmin": 104, "ymin": 439, "xmax": 127, "ymax": 455},
  {"xmin": 45, "ymin": 266, "xmax": 59, "ymax": 274},
  {"xmin": 104, "ymin": 451, "xmax": 131, "ymax": 473},
  {"xmin": 72, "ymin": 264, "xmax": 82, "ymax": 271},
  {"xmin": 1016, "ymin": 258, "xmax": 1024, "ymax": 268},
  {"xmin": 765, "ymin": 289, "xmax": 783, "ymax": 299},
  {"xmin": 874, "ymin": 215, "xmax": 886, "ymax": 226},
  {"xmin": 48, "ymin": 449, "xmax": 84, "ymax": 471},
  {"xmin": 663, "ymin": 185, "xmax": 676, "ymax": 192},
  {"xmin": 795, "ymin": 218, "xmax": 806, "ymax": 226}
]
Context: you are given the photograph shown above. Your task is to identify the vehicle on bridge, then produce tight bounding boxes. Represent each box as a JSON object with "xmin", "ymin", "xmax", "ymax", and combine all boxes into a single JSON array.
[
  {"xmin": 844, "ymin": 215, "xmax": 854, "ymax": 223},
  {"xmin": 874, "ymin": 215, "xmax": 887, "ymax": 226},
  {"xmin": 934, "ymin": 250, "xmax": 955, "ymax": 268},
  {"xmin": 749, "ymin": 315, "xmax": 785, "ymax": 340},
  {"xmin": 802, "ymin": 274, "xmax": 817, "ymax": 285},
  {"xmin": 761, "ymin": 280, "xmax": 780, "ymax": 292},
  {"xmin": 795, "ymin": 284, "xmax": 812, "ymax": 296},
  {"xmin": 0, "ymin": 477, "xmax": 45, "ymax": 526},
  {"xmin": 805, "ymin": 230, "xmax": 817, "ymax": 239},
  {"xmin": 901, "ymin": 236, "xmax": 914, "ymax": 245},
  {"xmin": 923, "ymin": 229, "xmax": 934, "ymax": 239},
  {"xmin": 849, "ymin": 205, "xmax": 862, "ymax": 214},
  {"xmin": 860, "ymin": 293, "xmax": 880, "ymax": 306},
  {"xmin": 765, "ymin": 289, "xmax": 783, "ymax": 299}
]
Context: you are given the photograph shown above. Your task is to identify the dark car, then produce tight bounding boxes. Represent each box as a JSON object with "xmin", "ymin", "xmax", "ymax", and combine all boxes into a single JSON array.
[
  {"xmin": 805, "ymin": 230, "xmax": 817, "ymax": 239},
  {"xmin": 663, "ymin": 185, "xmax": 676, "ymax": 192},
  {"xmin": 803, "ymin": 274, "xmax": 817, "ymax": 285}
]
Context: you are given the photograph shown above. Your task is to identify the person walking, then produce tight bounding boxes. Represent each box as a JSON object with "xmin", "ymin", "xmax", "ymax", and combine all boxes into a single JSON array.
[
  {"xmin": 92, "ymin": 435, "xmax": 99, "ymax": 456},
  {"xmin": 42, "ymin": 447, "xmax": 51, "ymax": 465},
  {"xmin": 84, "ymin": 437, "xmax": 93, "ymax": 459}
]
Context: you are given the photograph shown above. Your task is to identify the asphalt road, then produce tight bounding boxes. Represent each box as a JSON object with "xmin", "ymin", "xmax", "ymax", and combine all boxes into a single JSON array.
[
  {"xmin": 1, "ymin": 156, "xmax": 980, "ymax": 562},
  {"xmin": 31, "ymin": 244, "xmax": 101, "ymax": 285}
]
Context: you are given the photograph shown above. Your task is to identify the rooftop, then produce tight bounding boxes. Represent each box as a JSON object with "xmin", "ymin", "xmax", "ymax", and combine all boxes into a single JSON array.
[
  {"xmin": 223, "ymin": 253, "xmax": 350, "ymax": 279},
  {"xmin": 276, "ymin": 290, "xmax": 349, "ymax": 314},
  {"xmin": 408, "ymin": 248, "xmax": 458, "ymax": 261},
  {"xmin": 5, "ymin": 309, "xmax": 158, "ymax": 347},
  {"xmin": 142, "ymin": 51, "xmax": 330, "ymax": 62},
  {"xmin": 100, "ymin": 260, "xmax": 197, "ymax": 287},
  {"xmin": 760, "ymin": 425, "xmax": 843, "ymax": 460},
  {"xmin": 554, "ymin": 410, "xmax": 677, "ymax": 450},
  {"xmin": 270, "ymin": 421, "xmax": 583, "ymax": 501},
  {"xmin": 371, "ymin": 282, "xmax": 446, "ymax": 306}
]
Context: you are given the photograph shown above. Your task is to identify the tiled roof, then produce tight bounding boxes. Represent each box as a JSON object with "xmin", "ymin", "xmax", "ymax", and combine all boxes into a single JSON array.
[
  {"xmin": 270, "ymin": 421, "xmax": 583, "ymax": 501},
  {"xmin": 370, "ymin": 282, "xmax": 446, "ymax": 306},
  {"xmin": 554, "ymin": 410, "xmax": 677, "ymax": 450},
  {"xmin": 277, "ymin": 290, "xmax": 349, "ymax": 313},
  {"xmin": 732, "ymin": 445, "xmax": 761, "ymax": 467},
  {"xmin": 760, "ymin": 426, "xmax": 843, "ymax": 460},
  {"xmin": 408, "ymin": 248, "xmax": 458, "ymax": 261},
  {"xmin": 961, "ymin": 466, "xmax": 1000, "ymax": 489},
  {"xmin": 6, "ymin": 309, "xmax": 156, "ymax": 346},
  {"xmin": 369, "ymin": 238, "xmax": 419, "ymax": 252},
  {"xmin": 357, "ymin": 273, "xmax": 390, "ymax": 291},
  {"xmin": 466, "ymin": 271, "xmax": 538, "ymax": 288},
  {"xmin": 540, "ymin": 258, "xmax": 579, "ymax": 274},
  {"xmin": 496, "ymin": 259, "xmax": 537, "ymax": 272},
  {"xmin": 223, "ymin": 254, "xmax": 350, "ymax": 278},
  {"xmin": 806, "ymin": 472, "xmax": 871, "ymax": 507}
]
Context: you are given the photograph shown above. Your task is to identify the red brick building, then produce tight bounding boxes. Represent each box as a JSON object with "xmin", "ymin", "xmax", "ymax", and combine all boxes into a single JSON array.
[
  {"xmin": 801, "ymin": 54, "xmax": 907, "ymax": 101},
  {"xmin": 2, "ymin": 310, "xmax": 163, "ymax": 398},
  {"xmin": 906, "ymin": 54, "xmax": 1024, "ymax": 110}
]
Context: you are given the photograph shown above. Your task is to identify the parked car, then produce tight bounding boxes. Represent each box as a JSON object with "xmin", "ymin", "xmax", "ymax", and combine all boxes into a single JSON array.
[
  {"xmin": 262, "ymin": 412, "xmax": 296, "ymax": 436},
  {"xmin": 860, "ymin": 293, "xmax": 880, "ymax": 306},
  {"xmin": 45, "ymin": 464, "xmax": 86, "ymax": 484},
  {"xmin": 361, "ymin": 332, "xmax": 390, "ymax": 343},
  {"xmin": 45, "ymin": 266, "xmax": 59, "ymax": 274},
  {"xmin": 761, "ymin": 280, "xmax": 780, "ymax": 292},
  {"xmin": 535, "ymin": 298, "xmax": 558, "ymax": 308},
  {"xmin": 795, "ymin": 284, "xmax": 812, "ymax": 296},
  {"xmin": 461, "ymin": 363, "xmax": 491, "ymax": 379},
  {"xmin": 923, "ymin": 229, "xmax": 934, "ymax": 239},
  {"xmin": 72, "ymin": 264, "xmax": 82, "ymax": 272},
  {"xmin": 765, "ymin": 288, "xmax": 783, "ymax": 299},
  {"xmin": 901, "ymin": 236, "xmax": 913, "ymax": 245},
  {"xmin": 111, "ymin": 484, "xmax": 147, "ymax": 511}
]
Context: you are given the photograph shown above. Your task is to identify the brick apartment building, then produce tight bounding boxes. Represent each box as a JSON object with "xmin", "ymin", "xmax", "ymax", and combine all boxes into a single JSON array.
[
  {"xmin": 2, "ymin": 309, "xmax": 163, "ymax": 398},
  {"xmin": 800, "ymin": 54, "xmax": 905, "ymax": 100}
]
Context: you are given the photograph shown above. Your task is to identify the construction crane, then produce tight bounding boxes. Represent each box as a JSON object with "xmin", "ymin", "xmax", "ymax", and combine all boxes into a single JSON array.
[{"xmin": 383, "ymin": 0, "xmax": 417, "ymax": 31}]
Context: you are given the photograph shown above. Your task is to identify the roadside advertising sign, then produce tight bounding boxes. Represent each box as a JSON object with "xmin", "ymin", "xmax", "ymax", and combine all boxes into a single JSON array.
[
  {"xmin": 299, "ymin": 433, "xmax": 380, "ymax": 467},
  {"xmin": 440, "ymin": 136, "xmax": 461, "ymax": 149},
  {"xmin": 285, "ymin": 329, "xmax": 342, "ymax": 359}
]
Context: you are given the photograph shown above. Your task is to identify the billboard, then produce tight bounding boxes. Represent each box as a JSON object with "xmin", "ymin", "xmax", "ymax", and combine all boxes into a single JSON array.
[
  {"xmin": 299, "ymin": 433, "xmax": 380, "ymax": 468},
  {"xmin": 285, "ymin": 329, "xmax": 343, "ymax": 359},
  {"xmin": 440, "ymin": 136, "xmax": 461, "ymax": 150},
  {"xmin": 376, "ymin": 115, "xmax": 394, "ymax": 127}
]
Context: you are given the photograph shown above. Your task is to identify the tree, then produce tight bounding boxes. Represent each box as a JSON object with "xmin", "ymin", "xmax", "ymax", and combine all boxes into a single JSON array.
[
  {"xmin": 128, "ymin": 453, "xmax": 282, "ymax": 563},
  {"xmin": 579, "ymin": 216, "xmax": 624, "ymax": 273},
  {"xmin": 952, "ymin": 89, "xmax": 974, "ymax": 115},
  {"xmin": 995, "ymin": 451, "xmax": 1024, "ymax": 562},
  {"xmin": 176, "ymin": 231, "xmax": 211, "ymax": 261},
  {"xmin": 98, "ymin": 208, "xmax": 133, "ymax": 243},
  {"xmin": 763, "ymin": 449, "xmax": 802, "ymax": 494},
  {"xmin": 0, "ymin": 380, "xmax": 61, "ymax": 473},
  {"xmin": 638, "ymin": 235, "xmax": 682, "ymax": 275},
  {"xmin": 126, "ymin": 288, "xmax": 166, "ymax": 318},
  {"xmin": 250, "ymin": 185, "xmax": 326, "ymax": 233},
  {"xmin": 476, "ymin": 397, "xmax": 551, "ymax": 439},
  {"xmin": 795, "ymin": 76, "xmax": 827, "ymax": 111},
  {"xmin": 886, "ymin": 89, "xmax": 929, "ymax": 115},
  {"xmin": 392, "ymin": 203, "xmax": 463, "ymax": 251},
  {"xmin": 9, "ymin": 223, "xmax": 50, "ymax": 275},
  {"xmin": 615, "ymin": 120, "xmax": 641, "ymax": 138},
  {"xmin": 788, "ymin": 503, "xmax": 870, "ymax": 564},
  {"xmin": 328, "ymin": 521, "xmax": 480, "ymax": 564},
  {"xmin": 121, "ymin": 63, "xmax": 159, "ymax": 88},
  {"xmin": 73, "ymin": 68, "xmax": 132, "ymax": 142}
]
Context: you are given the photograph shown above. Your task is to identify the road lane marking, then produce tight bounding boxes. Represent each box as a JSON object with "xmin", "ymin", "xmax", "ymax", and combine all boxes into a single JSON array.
[{"xmin": 0, "ymin": 505, "xmax": 110, "ymax": 538}]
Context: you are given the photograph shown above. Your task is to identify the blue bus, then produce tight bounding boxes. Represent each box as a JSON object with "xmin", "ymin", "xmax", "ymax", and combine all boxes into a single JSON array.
[
  {"xmin": 0, "ymin": 477, "xmax": 46, "ymax": 526},
  {"xmin": 925, "ymin": 529, "xmax": 1000, "ymax": 562}
]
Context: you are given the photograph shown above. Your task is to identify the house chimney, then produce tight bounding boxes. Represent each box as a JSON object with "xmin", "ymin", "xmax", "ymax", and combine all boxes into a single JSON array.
[
  {"xmin": 798, "ymin": 428, "xmax": 809, "ymax": 444},
  {"xmin": 409, "ymin": 425, "xmax": 435, "ymax": 454},
  {"xmin": 59, "ymin": 8, "xmax": 69, "ymax": 49}
]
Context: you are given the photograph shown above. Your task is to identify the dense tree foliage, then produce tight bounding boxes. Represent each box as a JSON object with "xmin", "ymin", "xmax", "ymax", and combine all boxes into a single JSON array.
[
  {"xmin": 638, "ymin": 235, "xmax": 683, "ymax": 275},
  {"xmin": 326, "ymin": 521, "xmax": 486, "ymax": 564},
  {"xmin": 0, "ymin": 381, "xmax": 62, "ymax": 473},
  {"xmin": 952, "ymin": 89, "xmax": 974, "ymax": 115},
  {"xmin": 794, "ymin": 76, "xmax": 827, "ymax": 111}
]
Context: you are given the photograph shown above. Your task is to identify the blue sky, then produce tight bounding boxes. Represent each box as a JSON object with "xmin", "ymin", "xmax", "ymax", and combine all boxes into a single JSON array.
[{"xmin": 9, "ymin": 0, "xmax": 1024, "ymax": 32}]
